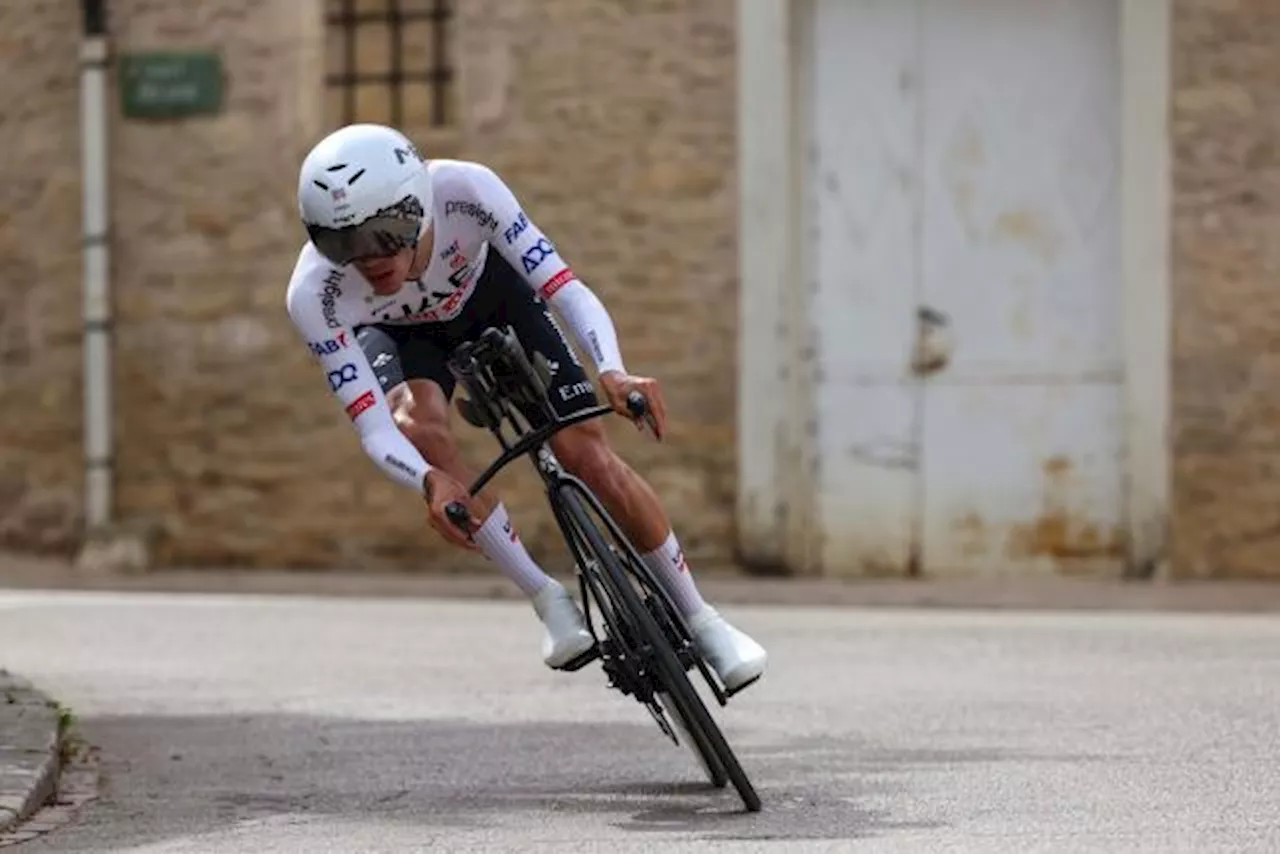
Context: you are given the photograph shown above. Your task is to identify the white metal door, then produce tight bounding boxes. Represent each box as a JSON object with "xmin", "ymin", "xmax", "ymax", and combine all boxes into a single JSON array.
[
  {"xmin": 917, "ymin": 0, "xmax": 1124, "ymax": 575},
  {"xmin": 808, "ymin": 0, "xmax": 920, "ymax": 575},
  {"xmin": 807, "ymin": 0, "xmax": 1124, "ymax": 576}
]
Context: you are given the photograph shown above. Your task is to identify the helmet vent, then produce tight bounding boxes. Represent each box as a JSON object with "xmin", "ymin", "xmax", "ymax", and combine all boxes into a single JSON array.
[
  {"xmin": 347, "ymin": 168, "xmax": 367, "ymax": 185},
  {"xmin": 312, "ymin": 179, "xmax": 330, "ymax": 190},
  {"xmin": 325, "ymin": 163, "xmax": 347, "ymax": 172}
]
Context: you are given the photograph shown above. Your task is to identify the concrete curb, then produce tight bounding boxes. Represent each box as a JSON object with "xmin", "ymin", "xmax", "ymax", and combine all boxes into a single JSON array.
[{"xmin": 0, "ymin": 670, "xmax": 63, "ymax": 835}]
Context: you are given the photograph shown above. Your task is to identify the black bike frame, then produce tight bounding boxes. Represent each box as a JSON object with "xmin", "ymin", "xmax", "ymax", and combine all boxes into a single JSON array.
[
  {"xmin": 440, "ymin": 327, "xmax": 761, "ymax": 812},
  {"xmin": 448, "ymin": 323, "xmax": 732, "ymax": 706},
  {"xmin": 442, "ymin": 326, "xmax": 728, "ymax": 703},
  {"xmin": 458, "ymin": 402, "xmax": 613, "ymax": 497},
  {"xmin": 444, "ymin": 325, "xmax": 616, "ymax": 495}
]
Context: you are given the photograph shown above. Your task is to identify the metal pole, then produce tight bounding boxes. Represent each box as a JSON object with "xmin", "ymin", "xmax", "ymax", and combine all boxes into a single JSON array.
[{"xmin": 81, "ymin": 0, "xmax": 112, "ymax": 531}]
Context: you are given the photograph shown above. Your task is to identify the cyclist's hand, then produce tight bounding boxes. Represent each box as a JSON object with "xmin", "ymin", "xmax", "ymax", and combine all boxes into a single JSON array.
[
  {"xmin": 599, "ymin": 371, "xmax": 666, "ymax": 441},
  {"xmin": 422, "ymin": 470, "xmax": 482, "ymax": 552}
]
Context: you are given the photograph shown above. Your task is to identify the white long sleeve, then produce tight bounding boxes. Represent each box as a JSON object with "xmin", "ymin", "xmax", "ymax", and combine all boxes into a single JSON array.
[
  {"xmin": 543, "ymin": 278, "xmax": 626, "ymax": 376},
  {"xmin": 462, "ymin": 164, "xmax": 628, "ymax": 376},
  {"xmin": 284, "ymin": 257, "xmax": 432, "ymax": 493}
]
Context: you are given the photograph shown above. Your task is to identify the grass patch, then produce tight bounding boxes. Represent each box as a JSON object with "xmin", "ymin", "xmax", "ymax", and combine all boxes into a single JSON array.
[{"xmin": 53, "ymin": 703, "xmax": 88, "ymax": 766}]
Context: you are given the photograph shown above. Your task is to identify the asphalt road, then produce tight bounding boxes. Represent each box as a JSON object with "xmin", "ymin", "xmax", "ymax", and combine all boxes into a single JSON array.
[{"xmin": 1, "ymin": 589, "xmax": 1278, "ymax": 853}]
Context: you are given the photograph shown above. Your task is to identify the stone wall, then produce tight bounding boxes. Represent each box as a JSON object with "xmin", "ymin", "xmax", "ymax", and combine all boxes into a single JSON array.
[
  {"xmin": 0, "ymin": 1, "xmax": 84, "ymax": 553},
  {"xmin": 1170, "ymin": 0, "xmax": 1280, "ymax": 578},
  {"xmin": 0, "ymin": 0, "xmax": 738, "ymax": 572},
  {"xmin": 103, "ymin": 0, "xmax": 346, "ymax": 570}
]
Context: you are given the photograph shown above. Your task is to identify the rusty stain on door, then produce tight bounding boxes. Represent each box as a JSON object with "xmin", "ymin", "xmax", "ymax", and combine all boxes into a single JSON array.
[
  {"xmin": 1006, "ymin": 456, "xmax": 1126, "ymax": 560},
  {"xmin": 912, "ymin": 306, "xmax": 953, "ymax": 376}
]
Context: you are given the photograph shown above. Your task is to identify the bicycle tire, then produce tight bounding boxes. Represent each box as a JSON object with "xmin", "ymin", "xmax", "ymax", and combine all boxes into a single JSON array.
[
  {"xmin": 563, "ymin": 493, "xmax": 740, "ymax": 799},
  {"xmin": 551, "ymin": 486, "xmax": 727, "ymax": 788},
  {"xmin": 659, "ymin": 688, "xmax": 728, "ymax": 788},
  {"xmin": 560, "ymin": 487, "xmax": 762, "ymax": 812}
]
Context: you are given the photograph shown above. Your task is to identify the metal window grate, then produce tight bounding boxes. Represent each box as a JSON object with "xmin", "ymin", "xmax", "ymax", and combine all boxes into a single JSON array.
[{"xmin": 325, "ymin": 0, "xmax": 454, "ymax": 128}]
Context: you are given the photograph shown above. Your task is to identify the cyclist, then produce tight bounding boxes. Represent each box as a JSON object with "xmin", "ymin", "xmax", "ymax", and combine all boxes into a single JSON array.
[{"xmin": 285, "ymin": 123, "xmax": 767, "ymax": 693}]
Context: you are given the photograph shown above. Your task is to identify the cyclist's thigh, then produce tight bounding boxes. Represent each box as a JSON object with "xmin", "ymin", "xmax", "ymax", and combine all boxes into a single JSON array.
[
  {"xmin": 356, "ymin": 324, "xmax": 455, "ymax": 402},
  {"xmin": 484, "ymin": 256, "xmax": 600, "ymax": 422}
]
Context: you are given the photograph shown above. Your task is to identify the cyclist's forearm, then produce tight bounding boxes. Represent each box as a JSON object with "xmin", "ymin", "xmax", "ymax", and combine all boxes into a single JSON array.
[
  {"xmin": 546, "ymin": 280, "xmax": 626, "ymax": 376},
  {"xmin": 358, "ymin": 416, "xmax": 433, "ymax": 492}
]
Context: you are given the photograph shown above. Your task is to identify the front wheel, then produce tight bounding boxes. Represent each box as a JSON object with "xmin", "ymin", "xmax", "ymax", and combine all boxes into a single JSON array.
[
  {"xmin": 558, "ymin": 483, "xmax": 762, "ymax": 812},
  {"xmin": 658, "ymin": 689, "xmax": 727, "ymax": 788}
]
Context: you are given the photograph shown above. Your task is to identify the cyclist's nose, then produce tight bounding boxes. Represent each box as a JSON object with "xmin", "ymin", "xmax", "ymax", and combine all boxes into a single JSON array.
[
  {"xmin": 357, "ymin": 256, "xmax": 394, "ymax": 276},
  {"xmin": 355, "ymin": 254, "xmax": 408, "ymax": 289}
]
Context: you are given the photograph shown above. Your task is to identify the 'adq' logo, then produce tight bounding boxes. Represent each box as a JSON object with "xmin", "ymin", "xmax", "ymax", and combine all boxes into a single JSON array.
[{"xmin": 521, "ymin": 238, "xmax": 555, "ymax": 274}]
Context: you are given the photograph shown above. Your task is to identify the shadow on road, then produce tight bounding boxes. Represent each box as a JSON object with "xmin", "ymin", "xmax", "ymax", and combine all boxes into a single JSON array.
[{"xmin": 27, "ymin": 713, "xmax": 992, "ymax": 849}]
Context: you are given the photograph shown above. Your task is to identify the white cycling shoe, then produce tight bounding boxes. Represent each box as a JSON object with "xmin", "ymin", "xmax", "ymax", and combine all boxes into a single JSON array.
[
  {"xmin": 687, "ymin": 605, "xmax": 767, "ymax": 692},
  {"xmin": 532, "ymin": 581, "xmax": 596, "ymax": 669}
]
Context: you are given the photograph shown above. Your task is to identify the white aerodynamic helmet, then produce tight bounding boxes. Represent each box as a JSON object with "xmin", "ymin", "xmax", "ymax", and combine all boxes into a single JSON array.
[{"xmin": 297, "ymin": 123, "xmax": 434, "ymax": 265}]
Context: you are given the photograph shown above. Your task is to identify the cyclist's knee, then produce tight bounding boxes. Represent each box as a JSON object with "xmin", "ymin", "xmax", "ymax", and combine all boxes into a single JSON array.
[
  {"xmin": 392, "ymin": 380, "xmax": 457, "ymax": 463},
  {"xmin": 553, "ymin": 421, "xmax": 617, "ymax": 481}
]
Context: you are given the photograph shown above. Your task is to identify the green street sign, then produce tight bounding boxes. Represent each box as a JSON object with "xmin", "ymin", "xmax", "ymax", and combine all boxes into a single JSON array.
[{"xmin": 120, "ymin": 51, "xmax": 223, "ymax": 118}]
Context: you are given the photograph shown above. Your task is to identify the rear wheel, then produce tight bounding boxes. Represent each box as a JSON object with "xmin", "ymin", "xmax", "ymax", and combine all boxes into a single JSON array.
[{"xmin": 559, "ymin": 483, "xmax": 762, "ymax": 812}]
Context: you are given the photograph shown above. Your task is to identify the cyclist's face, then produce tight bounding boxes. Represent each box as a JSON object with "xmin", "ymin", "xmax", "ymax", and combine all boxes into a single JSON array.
[
  {"xmin": 354, "ymin": 248, "xmax": 414, "ymax": 295},
  {"xmin": 352, "ymin": 223, "xmax": 433, "ymax": 295}
]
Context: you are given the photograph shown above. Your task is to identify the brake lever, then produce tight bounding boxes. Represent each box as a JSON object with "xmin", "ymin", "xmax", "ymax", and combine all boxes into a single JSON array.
[
  {"xmin": 445, "ymin": 501, "xmax": 473, "ymax": 532},
  {"xmin": 625, "ymin": 391, "xmax": 659, "ymax": 438}
]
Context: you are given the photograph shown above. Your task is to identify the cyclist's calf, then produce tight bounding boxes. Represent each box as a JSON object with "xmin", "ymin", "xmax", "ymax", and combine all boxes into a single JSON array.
[
  {"xmin": 550, "ymin": 419, "xmax": 670, "ymax": 553},
  {"xmin": 549, "ymin": 419, "xmax": 615, "ymax": 484}
]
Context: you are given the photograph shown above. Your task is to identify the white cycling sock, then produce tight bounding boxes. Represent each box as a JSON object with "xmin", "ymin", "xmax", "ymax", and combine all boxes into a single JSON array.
[
  {"xmin": 639, "ymin": 530, "xmax": 706, "ymax": 619},
  {"xmin": 473, "ymin": 503, "xmax": 553, "ymax": 597}
]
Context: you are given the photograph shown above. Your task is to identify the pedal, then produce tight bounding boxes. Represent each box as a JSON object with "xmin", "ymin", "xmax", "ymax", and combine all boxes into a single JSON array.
[{"xmin": 555, "ymin": 644, "xmax": 600, "ymax": 673}]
